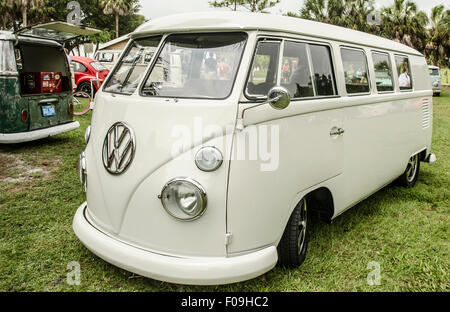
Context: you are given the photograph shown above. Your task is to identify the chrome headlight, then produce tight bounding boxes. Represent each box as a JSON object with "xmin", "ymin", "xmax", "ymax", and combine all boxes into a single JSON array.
[
  {"xmin": 78, "ymin": 151, "xmax": 87, "ymax": 191},
  {"xmin": 433, "ymin": 82, "xmax": 439, "ymax": 87},
  {"xmin": 84, "ymin": 125, "xmax": 91, "ymax": 144},
  {"xmin": 160, "ymin": 178, "xmax": 207, "ymax": 221},
  {"xmin": 195, "ymin": 147, "xmax": 223, "ymax": 172}
]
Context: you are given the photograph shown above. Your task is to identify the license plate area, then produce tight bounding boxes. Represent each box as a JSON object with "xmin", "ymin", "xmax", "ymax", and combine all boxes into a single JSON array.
[{"xmin": 41, "ymin": 104, "xmax": 56, "ymax": 117}]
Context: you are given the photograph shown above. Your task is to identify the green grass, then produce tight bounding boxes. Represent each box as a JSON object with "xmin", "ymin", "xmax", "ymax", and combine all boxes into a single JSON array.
[{"xmin": 0, "ymin": 93, "xmax": 449, "ymax": 292}]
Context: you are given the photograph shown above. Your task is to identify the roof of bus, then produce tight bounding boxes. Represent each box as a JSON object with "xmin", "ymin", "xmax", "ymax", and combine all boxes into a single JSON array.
[{"xmin": 133, "ymin": 12, "xmax": 422, "ymax": 57}]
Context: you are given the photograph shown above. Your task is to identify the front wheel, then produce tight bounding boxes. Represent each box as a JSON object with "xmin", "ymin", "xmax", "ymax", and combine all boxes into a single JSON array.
[
  {"xmin": 77, "ymin": 81, "xmax": 95, "ymax": 97},
  {"xmin": 397, "ymin": 154, "xmax": 420, "ymax": 187},
  {"xmin": 277, "ymin": 199, "xmax": 309, "ymax": 267}
]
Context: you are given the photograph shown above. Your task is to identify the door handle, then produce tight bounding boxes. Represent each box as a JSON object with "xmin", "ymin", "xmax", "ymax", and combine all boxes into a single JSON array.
[{"xmin": 330, "ymin": 127, "xmax": 345, "ymax": 136}]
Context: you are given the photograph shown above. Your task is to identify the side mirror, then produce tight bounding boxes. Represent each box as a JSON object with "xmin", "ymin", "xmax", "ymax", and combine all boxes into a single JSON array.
[{"xmin": 267, "ymin": 86, "xmax": 291, "ymax": 110}]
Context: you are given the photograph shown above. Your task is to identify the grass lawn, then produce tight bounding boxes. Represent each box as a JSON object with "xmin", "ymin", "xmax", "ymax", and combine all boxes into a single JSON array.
[{"xmin": 0, "ymin": 92, "xmax": 448, "ymax": 292}]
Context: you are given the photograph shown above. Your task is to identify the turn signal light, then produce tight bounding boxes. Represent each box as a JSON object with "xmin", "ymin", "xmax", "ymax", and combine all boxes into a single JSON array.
[
  {"xmin": 21, "ymin": 110, "xmax": 28, "ymax": 122},
  {"xmin": 69, "ymin": 103, "xmax": 74, "ymax": 114}
]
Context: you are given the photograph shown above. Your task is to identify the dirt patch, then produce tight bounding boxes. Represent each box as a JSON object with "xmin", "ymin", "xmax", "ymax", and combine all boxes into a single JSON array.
[{"xmin": 0, "ymin": 153, "xmax": 55, "ymax": 183}]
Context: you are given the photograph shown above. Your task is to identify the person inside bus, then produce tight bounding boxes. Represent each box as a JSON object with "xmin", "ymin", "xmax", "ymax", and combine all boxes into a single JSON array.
[{"xmin": 398, "ymin": 62, "xmax": 411, "ymax": 88}]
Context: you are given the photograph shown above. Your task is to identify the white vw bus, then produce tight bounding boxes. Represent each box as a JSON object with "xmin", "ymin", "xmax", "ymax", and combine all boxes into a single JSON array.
[{"xmin": 73, "ymin": 12, "xmax": 436, "ymax": 285}]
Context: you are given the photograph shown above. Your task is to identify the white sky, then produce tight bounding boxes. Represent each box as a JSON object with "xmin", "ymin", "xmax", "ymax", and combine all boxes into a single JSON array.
[{"xmin": 139, "ymin": 0, "xmax": 446, "ymax": 20}]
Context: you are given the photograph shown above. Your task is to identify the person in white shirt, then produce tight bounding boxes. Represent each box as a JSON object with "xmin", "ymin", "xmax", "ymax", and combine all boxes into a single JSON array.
[{"xmin": 398, "ymin": 63, "xmax": 411, "ymax": 88}]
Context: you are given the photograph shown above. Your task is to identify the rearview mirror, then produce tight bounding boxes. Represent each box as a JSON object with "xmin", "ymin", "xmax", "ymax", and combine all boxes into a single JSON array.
[{"xmin": 267, "ymin": 86, "xmax": 291, "ymax": 110}]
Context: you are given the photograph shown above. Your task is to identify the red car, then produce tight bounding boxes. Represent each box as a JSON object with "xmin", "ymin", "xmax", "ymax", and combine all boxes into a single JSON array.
[{"xmin": 70, "ymin": 56, "xmax": 110, "ymax": 96}]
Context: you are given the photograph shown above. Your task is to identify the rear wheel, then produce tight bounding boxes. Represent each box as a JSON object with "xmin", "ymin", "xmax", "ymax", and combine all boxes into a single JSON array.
[
  {"xmin": 397, "ymin": 154, "xmax": 420, "ymax": 187},
  {"xmin": 277, "ymin": 199, "xmax": 309, "ymax": 267}
]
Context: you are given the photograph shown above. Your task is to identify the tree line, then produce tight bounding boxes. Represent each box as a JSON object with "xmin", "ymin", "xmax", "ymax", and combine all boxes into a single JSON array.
[
  {"xmin": 0, "ymin": 0, "xmax": 145, "ymax": 43},
  {"xmin": 211, "ymin": 0, "xmax": 449, "ymax": 67},
  {"xmin": 1, "ymin": 0, "xmax": 448, "ymax": 66}
]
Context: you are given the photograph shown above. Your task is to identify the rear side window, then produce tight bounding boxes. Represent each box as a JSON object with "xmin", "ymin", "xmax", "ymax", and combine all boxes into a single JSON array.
[
  {"xmin": 309, "ymin": 44, "xmax": 336, "ymax": 96},
  {"xmin": 246, "ymin": 40, "xmax": 281, "ymax": 97},
  {"xmin": 372, "ymin": 52, "xmax": 394, "ymax": 92},
  {"xmin": 104, "ymin": 36, "xmax": 162, "ymax": 95},
  {"xmin": 341, "ymin": 48, "xmax": 370, "ymax": 94},
  {"xmin": 395, "ymin": 55, "xmax": 412, "ymax": 90},
  {"xmin": 73, "ymin": 62, "xmax": 87, "ymax": 73},
  {"xmin": 0, "ymin": 41, "xmax": 16, "ymax": 72}
]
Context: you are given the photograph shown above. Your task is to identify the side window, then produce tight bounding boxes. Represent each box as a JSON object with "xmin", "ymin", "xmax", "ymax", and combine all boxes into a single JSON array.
[
  {"xmin": 395, "ymin": 55, "xmax": 412, "ymax": 90},
  {"xmin": 310, "ymin": 44, "xmax": 336, "ymax": 96},
  {"xmin": 246, "ymin": 40, "xmax": 280, "ymax": 97},
  {"xmin": 341, "ymin": 48, "xmax": 370, "ymax": 94},
  {"xmin": 73, "ymin": 61, "xmax": 87, "ymax": 73},
  {"xmin": 281, "ymin": 41, "xmax": 314, "ymax": 98},
  {"xmin": 101, "ymin": 52, "xmax": 114, "ymax": 62},
  {"xmin": 372, "ymin": 52, "xmax": 394, "ymax": 92}
]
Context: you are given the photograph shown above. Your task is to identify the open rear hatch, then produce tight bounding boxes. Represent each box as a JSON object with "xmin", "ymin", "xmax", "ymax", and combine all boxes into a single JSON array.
[
  {"xmin": 14, "ymin": 22, "xmax": 101, "ymax": 130},
  {"xmin": 14, "ymin": 21, "xmax": 101, "ymax": 43}
]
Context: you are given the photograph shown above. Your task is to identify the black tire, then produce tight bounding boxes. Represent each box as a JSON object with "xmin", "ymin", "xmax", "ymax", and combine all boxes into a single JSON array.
[
  {"xmin": 77, "ymin": 82, "xmax": 95, "ymax": 97},
  {"xmin": 397, "ymin": 153, "xmax": 420, "ymax": 188},
  {"xmin": 277, "ymin": 199, "xmax": 309, "ymax": 267}
]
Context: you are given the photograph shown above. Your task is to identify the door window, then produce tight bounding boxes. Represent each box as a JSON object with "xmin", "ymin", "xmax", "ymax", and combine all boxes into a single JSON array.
[
  {"xmin": 309, "ymin": 44, "xmax": 336, "ymax": 96},
  {"xmin": 246, "ymin": 40, "xmax": 281, "ymax": 97},
  {"xmin": 280, "ymin": 41, "xmax": 314, "ymax": 98}
]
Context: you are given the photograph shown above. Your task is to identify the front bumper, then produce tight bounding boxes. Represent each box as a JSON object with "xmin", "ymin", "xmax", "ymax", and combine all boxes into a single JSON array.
[
  {"xmin": 0, "ymin": 121, "xmax": 80, "ymax": 144},
  {"xmin": 73, "ymin": 202, "xmax": 278, "ymax": 285}
]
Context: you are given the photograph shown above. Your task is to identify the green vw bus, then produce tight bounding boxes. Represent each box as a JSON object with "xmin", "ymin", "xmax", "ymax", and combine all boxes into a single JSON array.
[{"xmin": 0, "ymin": 22, "xmax": 100, "ymax": 144}]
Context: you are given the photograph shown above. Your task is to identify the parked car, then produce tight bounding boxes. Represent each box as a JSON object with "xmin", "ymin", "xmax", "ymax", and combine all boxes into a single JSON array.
[
  {"xmin": 70, "ymin": 56, "xmax": 110, "ymax": 96},
  {"xmin": 0, "ymin": 22, "xmax": 100, "ymax": 144},
  {"xmin": 74, "ymin": 12, "xmax": 436, "ymax": 285},
  {"xmin": 428, "ymin": 65, "xmax": 441, "ymax": 96}
]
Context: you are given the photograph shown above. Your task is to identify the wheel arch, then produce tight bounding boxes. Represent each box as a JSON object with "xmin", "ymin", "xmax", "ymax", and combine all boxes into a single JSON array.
[{"xmin": 305, "ymin": 187, "xmax": 335, "ymax": 224}]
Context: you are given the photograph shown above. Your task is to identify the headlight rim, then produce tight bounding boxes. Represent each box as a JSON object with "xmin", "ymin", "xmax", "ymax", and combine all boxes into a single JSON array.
[
  {"xmin": 195, "ymin": 146, "xmax": 223, "ymax": 172},
  {"xmin": 160, "ymin": 177, "xmax": 207, "ymax": 222}
]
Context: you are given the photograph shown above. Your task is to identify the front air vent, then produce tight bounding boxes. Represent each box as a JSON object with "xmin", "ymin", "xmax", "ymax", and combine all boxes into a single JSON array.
[{"xmin": 422, "ymin": 98, "xmax": 431, "ymax": 129}]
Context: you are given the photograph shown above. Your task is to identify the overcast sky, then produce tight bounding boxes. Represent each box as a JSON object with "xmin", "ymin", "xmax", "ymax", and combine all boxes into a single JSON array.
[{"xmin": 139, "ymin": 0, "xmax": 446, "ymax": 20}]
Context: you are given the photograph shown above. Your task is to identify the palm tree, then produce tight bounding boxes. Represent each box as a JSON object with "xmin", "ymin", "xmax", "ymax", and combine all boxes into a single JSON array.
[
  {"xmin": 0, "ymin": 2, "xmax": 10, "ymax": 30},
  {"xmin": 209, "ymin": 0, "xmax": 280, "ymax": 13},
  {"xmin": 5, "ymin": 0, "xmax": 45, "ymax": 28},
  {"xmin": 381, "ymin": 0, "xmax": 428, "ymax": 52},
  {"xmin": 101, "ymin": 0, "xmax": 133, "ymax": 38},
  {"xmin": 291, "ymin": 0, "xmax": 347, "ymax": 27},
  {"xmin": 426, "ymin": 5, "xmax": 450, "ymax": 67},
  {"xmin": 344, "ymin": 0, "xmax": 376, "ymax": 33}
]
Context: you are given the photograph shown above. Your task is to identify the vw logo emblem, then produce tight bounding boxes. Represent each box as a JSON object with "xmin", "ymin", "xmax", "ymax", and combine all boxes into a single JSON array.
[{"xmin": 102, "ymin": 122, "xmax": 136, "ymax": 175}]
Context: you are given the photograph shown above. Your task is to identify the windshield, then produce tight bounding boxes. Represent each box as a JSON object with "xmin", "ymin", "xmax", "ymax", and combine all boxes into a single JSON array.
[
  {"xmin": 104, "ymin": 36, "xmax": 162, "ymax": 95},
  {"xmin": 141, "ymin": 32, "xmax": 247, "ymax": 99},
  {"xmin": 429, "ymin": 68, "xmax": 440, "ymax": 76},
  {"xmin": 91, "ymin": 61, "xmax": 108, "ymax": 72}
]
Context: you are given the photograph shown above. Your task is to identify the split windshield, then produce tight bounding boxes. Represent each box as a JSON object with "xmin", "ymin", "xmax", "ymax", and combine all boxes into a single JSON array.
[
  {"xmin": 104, "ymin": 32, "xmax": 247, "ymax": 98},
  {"xmin": 104, "ymin": 36, "xmax": 162, "ymax": 95}
]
